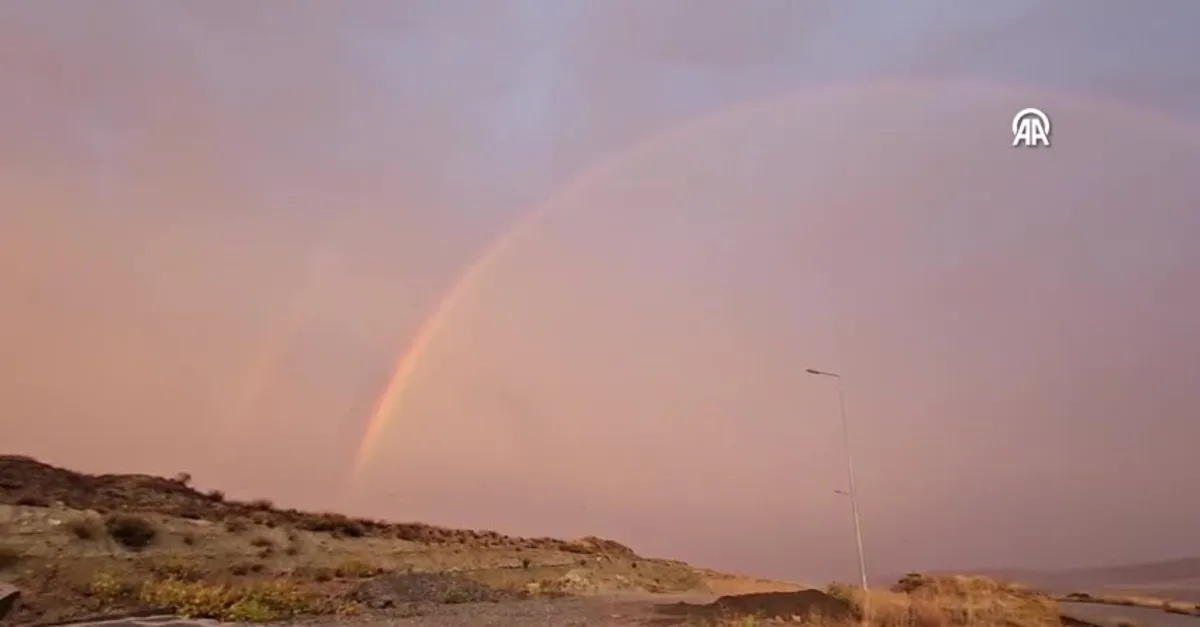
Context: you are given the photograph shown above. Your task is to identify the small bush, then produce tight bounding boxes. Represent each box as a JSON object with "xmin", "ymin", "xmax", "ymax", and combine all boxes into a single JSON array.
[
  {"xmin": 0, "ymin": 546, "xmax": 23, "ymax": 571},
  {"xmin": 67, "ymin": 518, "xmax": 101, "ymax": 540},
  {"xmin": 336, "ymin": 522, "xmax": 366, "ymax": 538},
  {"xmin": 250, "ymin": 536, "xmax": 274, "ymax": 548},
  {"xmin": 207, "ymin": 489, "xmax": 226, "ymax": 502},
  {"xmin": 15, "ymin": 493, "xmax": 49, "ymax": 507},
  {"xmin": 225, "ymin": 518, "xmax": 249, "ymax": 533},
  {"xmin": 298, "ymin": 513, "xmax": 367, "ymax": 538},
  {"xmin": 334, "ymin": 559, "xmax": 377, "ymax": 579},
  {"xmin": 230, "ymin": 561, "xmax": 266, "ymax": 576},
  {"xmin": 104, "ymin": 514, "xmax": 158, "ymax": 549},
  {"xmin": 295, "ymin": 565, "xmax": 336, "ymax": 583},
  {"xmin": 177, "ymin": 507, "xmax": 206, "ymax": 520},
  {"xmin": 248, "ymin": 498, "xmax": 275, "ymax": 511}
]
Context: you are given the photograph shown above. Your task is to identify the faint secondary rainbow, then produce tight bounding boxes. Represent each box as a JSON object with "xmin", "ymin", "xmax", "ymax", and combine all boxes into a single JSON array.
[
  {"xmin": 217, "ymin": 220, "xmax": 354, "ymax": 457},
  {"xmin": 348, "ymin": 78, "xmax": 1195, "ymax": 483},
  {"xmin": 220, "ymin": 249, "xmax": 331, "ymax": 433}
]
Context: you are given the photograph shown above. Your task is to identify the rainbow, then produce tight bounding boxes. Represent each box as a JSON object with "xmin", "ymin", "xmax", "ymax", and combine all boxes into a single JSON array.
[{"xmin": 347, "ymin": 78, "xmax": 1194, "ymax": 483}]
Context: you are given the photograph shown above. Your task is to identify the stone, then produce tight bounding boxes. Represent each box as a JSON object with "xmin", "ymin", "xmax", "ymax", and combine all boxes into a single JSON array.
[{"xmin": 0, "ymin": 583, "xmax": 20, "ymax": 621}]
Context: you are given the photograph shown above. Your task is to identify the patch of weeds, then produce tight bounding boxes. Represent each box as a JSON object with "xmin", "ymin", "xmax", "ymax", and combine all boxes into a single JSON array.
[
  {"xmin": 206, "ymin": 489, "xmax": 225, "ymax": 502},
  {"xmin": 224, "ymin": 518, "xmax": 249, "ymax": 533},
  {"xmin": 223, "ymin": 598, "xmax": 275, "ymax": 623},
  {"xmin": 138, "ymin": 578, "xmax": 349, "ymax": 622},
  {"xmin": 104, "ymin": 513, "xmax": 157, "ymax": 549},
  {"xmin": 89, "ymin": 571, "xmax": 138, "ymax": 603}
]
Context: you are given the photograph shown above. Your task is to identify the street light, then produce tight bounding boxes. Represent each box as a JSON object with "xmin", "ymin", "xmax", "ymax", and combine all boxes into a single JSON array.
[{"xmin": 807, "ymin": 367, "xmax": 870, "ymax": 624}]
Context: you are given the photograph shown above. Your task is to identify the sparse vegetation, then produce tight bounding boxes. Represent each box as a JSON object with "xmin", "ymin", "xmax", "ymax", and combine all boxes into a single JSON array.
[
  {"xmin": 844, "ymin": 574, "xmax": 1061, "ymax": 627},
  {"xmin": 688, "ymin": 576, "xmax": 1063, "ymax": 626},
  {"xmin": 136, "ymin": 578, "xmax": 361, "ymax": 622}
]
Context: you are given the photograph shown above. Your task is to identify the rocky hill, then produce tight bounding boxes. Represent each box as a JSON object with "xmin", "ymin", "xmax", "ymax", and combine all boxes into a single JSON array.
[{"xmin": 0, "ymin": 455, "xmax": 792, "ymax": 624}]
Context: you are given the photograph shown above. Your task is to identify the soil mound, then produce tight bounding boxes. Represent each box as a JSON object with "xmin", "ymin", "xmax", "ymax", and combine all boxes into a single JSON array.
[{"xmin": 657, "ymin": 589, "xmax": 853, "ymax": 621}]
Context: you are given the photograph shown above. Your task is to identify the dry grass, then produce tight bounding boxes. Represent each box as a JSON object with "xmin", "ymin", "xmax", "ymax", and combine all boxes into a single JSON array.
[
  {"xmin": 663, "ymin": 575, "xmax": 1069, "ymax": 627},
  {"xmin": 697, "ymin": 575, "xmax": 1064, "ymax": 626},
  {"xmin": 844, "ymin": 574, "xmax": 1061, "ymax": 627}
]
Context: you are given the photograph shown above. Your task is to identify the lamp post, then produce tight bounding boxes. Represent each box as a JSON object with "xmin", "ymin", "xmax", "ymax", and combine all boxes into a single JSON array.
[{"xmin": 806, "ymin": 368, "xmax": 870, "ymax": 624}]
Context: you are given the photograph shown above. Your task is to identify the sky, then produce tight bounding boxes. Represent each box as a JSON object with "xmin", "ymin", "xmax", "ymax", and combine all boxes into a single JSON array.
[{"xmin": 3, "ymin": 1, "xmax": 1200, "ymax": 583}]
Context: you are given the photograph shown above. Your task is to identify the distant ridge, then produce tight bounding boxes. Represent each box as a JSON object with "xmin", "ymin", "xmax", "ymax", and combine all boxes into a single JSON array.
[{"xmin": 913, "ymin": 557, "xmax": 1200, "ymax": 592}]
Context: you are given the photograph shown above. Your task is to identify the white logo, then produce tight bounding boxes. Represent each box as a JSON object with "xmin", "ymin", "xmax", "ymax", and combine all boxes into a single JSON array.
[{"xmin": 1012, "ymin": 107, "xmax": 1051, "ymax": 148}]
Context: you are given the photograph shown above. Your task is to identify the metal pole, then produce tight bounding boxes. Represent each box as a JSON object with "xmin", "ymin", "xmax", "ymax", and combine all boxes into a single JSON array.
[
  {"xmin": 834, "ymin": 376, "xmax": 871, "ymax": 626},
  {"xmin": 808, "ymin": 368, "xmax": 870, "ymax": 625}
]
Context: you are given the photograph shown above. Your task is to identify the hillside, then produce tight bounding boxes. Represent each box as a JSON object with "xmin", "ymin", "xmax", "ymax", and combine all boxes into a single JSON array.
[{"xmin": 0, "ymin": 455, "xmax": 795, "ymax": 624}]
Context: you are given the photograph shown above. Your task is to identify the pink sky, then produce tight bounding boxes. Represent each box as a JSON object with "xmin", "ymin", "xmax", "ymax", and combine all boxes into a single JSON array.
[{"xmin": 3, "ymin": 2, "xmax": 1199, "ymax": 583}]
